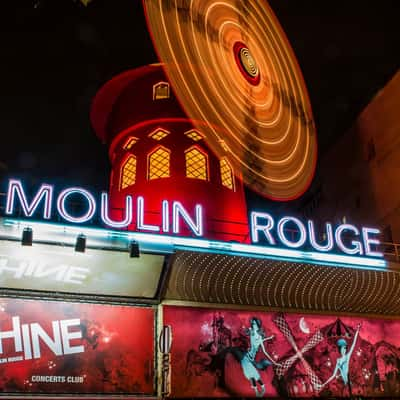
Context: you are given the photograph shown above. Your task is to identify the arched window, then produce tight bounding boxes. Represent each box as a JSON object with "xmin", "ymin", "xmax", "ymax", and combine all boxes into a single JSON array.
[
  {"xmin": 185, "ymin": 147, "xmax": 208, "ymax": 180},
  {"xmin": 153, "ymin": 82, "xmax": 170, "ymax": 100},
  {"xmin": 218, "ymin": 139, "xmax": 229, "ymax": 152},
  {"xmin": 184, "ymin": 129, "xmax": 204, "ymax": 142},
  {"xmin": 123, "ymin": 136, "xmax": 139, "ymax": 150},
  {"xmin": 148, "ymin": 128, "xmax": 170, "ymax": 141},
  {"xmin": 148, "ymin": 146, "xmax": 170, "ymax": 180},
  {"xmin": 220, "ymin": 158, "xmax": 235, "ymax": 190},
  {"xmin": 120, "ymin": 155, "xmax": 137, "ymax": 190}
]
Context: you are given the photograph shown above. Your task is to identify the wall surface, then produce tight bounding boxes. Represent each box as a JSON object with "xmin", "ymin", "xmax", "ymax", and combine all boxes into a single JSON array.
[{"xmin": 313, "ymin": 71, "xmax": 400, "ymax": 243}]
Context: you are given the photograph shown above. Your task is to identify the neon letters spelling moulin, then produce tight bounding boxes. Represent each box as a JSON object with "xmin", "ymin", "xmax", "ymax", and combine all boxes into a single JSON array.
[{"xmin": 4, "ymin": 179, "xmax": 382, "ymax": 259}]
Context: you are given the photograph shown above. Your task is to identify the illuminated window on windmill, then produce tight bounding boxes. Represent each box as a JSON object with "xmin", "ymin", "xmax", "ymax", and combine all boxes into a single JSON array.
[
  {"xmin": 153, "ymin": 82, "xmax": 170, "ymax": 100},
  {"xmin": 185, "ymin": 147, "xmax": 208, "ymax": 180},
  {"xmin": 219, "ymin": 139, "xmax": 229, "ymax": 152},
  {"xmin": 120, "ymin": 155, "xmax": 137, "ymax": 190},
  {"xmin": 123, "ymin": 136, "xmax": 139, "ymax": 150},
  {"xmin": 148, "ymin": 146, "xmax": 170, "ymax": 180},
  {"xmin": 149, "ymin": 128, "xmax": 170, "ymax": 141},
  {"xmin": 220, "ymin": 158, "xmax": 235, "ymax": 190},
  {"xmin": 184, "ymin": 129, "xmax": 204, "ymax": 142}
]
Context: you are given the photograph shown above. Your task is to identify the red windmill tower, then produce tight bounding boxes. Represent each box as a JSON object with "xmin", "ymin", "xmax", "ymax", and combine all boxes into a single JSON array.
[{"xmin": 90, "ymin": 64, "xmax": 250, "ymax": 242}]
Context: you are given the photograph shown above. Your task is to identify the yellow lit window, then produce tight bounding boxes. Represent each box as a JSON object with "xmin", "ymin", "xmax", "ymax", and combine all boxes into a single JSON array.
[
  {"xmin": 185, "ymin": 147, "xmax": 208, "ymax": 180},
  {"xmin": 123, "ymin": 136, "xmax": 139, "ymax": 150},
  {"xmin": 185, "ymin": 130, "xmax": 204, "ymax": 142},
  {"xmin": 120, "ymin": 155, "xmax": 137, "ymax": 190},
  {"xmin": 153, "ymin": 82, "xmax": 170, "ymax": 100},
  {"xmin": 220, "ymin": 158, "xmax": 235, "ymax": 190},
  {"xmin": 149, "ymin": 128, "xmax": 170, "ymax": 141},
  {"xmin": 218, "ymin": 139, "xmax": 229, "ymax": 152},
  {"xmin": 149, "ymin": 146, "xmax": 170, "ymax": 180}
]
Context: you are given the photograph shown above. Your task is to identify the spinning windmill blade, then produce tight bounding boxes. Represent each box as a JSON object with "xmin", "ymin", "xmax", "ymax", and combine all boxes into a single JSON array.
[{"xmin": 143, "ymin": 0, "xmax": 317, "ymax": 200}]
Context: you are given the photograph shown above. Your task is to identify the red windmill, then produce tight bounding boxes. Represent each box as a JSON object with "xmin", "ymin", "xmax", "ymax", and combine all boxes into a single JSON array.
[{"xmin": 90, "ymin": 64, "xmax": 250, "ymax": 242}]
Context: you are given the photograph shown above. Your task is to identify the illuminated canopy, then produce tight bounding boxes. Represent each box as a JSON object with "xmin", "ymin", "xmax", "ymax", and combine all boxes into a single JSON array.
[{"xmin": 0, "ymin": 219, "xmax": 386, "ymax": 270}]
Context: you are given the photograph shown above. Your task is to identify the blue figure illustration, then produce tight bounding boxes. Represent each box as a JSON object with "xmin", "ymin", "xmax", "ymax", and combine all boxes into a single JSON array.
[
  {"xmin": 317, "ymin": 323, "xmax": 361, "ymax": 396},
  {"xmin": 239, "ymin": 317, "xmax": 280, "ymax": 397}
]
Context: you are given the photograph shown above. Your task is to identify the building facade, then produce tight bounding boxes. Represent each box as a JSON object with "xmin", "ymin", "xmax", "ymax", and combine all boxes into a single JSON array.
[
  {"xmin": 310, "ymin": 71, "xmax": 400, "ymax": 255},
  {"xmin": 0, "ymin": 67, "xmax": 399, "ymax": 399}
]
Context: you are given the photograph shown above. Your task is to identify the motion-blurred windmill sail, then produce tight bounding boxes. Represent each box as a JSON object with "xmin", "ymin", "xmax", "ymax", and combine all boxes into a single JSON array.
[{"xmin": 143, "ymin": 0, "xmax": 317, "ymax": 200}]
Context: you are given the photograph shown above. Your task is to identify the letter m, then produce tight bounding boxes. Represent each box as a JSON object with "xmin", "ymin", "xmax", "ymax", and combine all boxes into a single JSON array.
[{"xmin": 6, "ymin": 179, "xmax": 53, "ymax": 219}]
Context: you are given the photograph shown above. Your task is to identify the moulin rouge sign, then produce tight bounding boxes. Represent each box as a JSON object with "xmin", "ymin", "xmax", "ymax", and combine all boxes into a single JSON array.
[{"xmin": 4, "ymin": 179, "xmax": 383, "ymax": 259}]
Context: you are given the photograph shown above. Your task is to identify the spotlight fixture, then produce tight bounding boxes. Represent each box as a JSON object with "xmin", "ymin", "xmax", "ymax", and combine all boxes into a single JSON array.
[
  {"xmin": 21, "ymin": 227, "xmax": 33, "ymax": 246},
  {"xmin": 129, "ymin": 240, "xmax": 140, "ymax": 258},
  {"xmin": 75, "ymin": 234, "xmax": 86, "ymax": 253}
]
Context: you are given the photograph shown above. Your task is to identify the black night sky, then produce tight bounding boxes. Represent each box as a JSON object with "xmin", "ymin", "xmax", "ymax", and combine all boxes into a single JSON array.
[{"xmin": 0, "ymin": 0, "xmax": 399, "ymax": 213}]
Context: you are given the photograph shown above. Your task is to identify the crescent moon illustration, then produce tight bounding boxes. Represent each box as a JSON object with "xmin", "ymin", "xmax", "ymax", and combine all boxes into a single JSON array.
[{"xmin": 299, "ymin": 317, "xmax": 310, "ymax": 334}]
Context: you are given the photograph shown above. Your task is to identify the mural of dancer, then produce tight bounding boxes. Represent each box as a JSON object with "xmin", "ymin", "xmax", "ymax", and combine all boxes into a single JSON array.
[
  {"xmin": 166, "ymin": 306, "xmax": 400, "ymax": 398},
  {"xmin": 236, "ymin": 317, "xmax": 281, "ymax": 397},
  {"xmin": 316, "ymin": 323, "xmax": 361, "ymax": 396}
]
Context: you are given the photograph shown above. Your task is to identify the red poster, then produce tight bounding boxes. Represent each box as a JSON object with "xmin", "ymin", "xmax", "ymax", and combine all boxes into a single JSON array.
[
  {"xmin": 0, "ymin": 298, "xmax": 154, "ymax": 394},
  {"xmin": 164, "ymin": 305, "xmax": 400, "ymax": 398}
]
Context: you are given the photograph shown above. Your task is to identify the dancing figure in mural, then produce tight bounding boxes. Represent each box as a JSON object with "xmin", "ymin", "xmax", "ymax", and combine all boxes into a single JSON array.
[
  {"xmin": 238, "ymin": 317, "xmax": 280, "ymax": 397},
  {"xmin": 316, "ymin": 323, "xmax": 361, "ymax": 396}
]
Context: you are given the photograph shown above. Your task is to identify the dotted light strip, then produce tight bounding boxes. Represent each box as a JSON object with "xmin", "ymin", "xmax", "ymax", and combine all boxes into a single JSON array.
[{"xmin": 168, "ymin": 252, "xmax": 399, "ymax": 315}]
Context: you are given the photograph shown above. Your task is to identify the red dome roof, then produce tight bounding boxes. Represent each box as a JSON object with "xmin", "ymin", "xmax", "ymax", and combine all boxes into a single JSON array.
[{"xmin": 90, "ymin": 64, "xmax": 186, "ymax": 144}]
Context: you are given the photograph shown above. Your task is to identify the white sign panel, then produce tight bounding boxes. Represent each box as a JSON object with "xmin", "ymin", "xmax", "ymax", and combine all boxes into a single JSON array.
[{"xmin": 0, "ymin": 241, "xmax": 164, "ymax": 297}]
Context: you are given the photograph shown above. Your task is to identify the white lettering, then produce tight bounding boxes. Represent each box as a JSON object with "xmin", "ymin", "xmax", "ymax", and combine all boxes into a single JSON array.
[
  {"xmin": 31, "ymin": 320, "xmax": 62, "ymax": 358},
  {"xmin": 277, "ymin": 217, "xmax": 307, "ymax": 248},
  {"xmin": 362, "ymin": 227, "xmax": 383, "ymax": 257},
  {"xmin": 57, "ymin": 187, "xmax": 96, "ymax": 223},
  {"xmin": 308, "ymin": 221, "xmax": 334, "ymax": 252},
  {"xmin": 67, "ymin": 375, "xmax": 84, "ymax": 383},
  {"xmin": 22, "ymin": 324, "xmax": 32, "ymax": 360},
  {"xmin": 101, "ymin": 192, "xmax": 133, "ymax": 228},
  {"xmin": 0, "ymin": 316, "xmax": 22, "ymax": 354},
  {"xmin": 250, "ymin": 212, "xmax": 276, "ymax": 244},
  {"xmin": 63, "ymin": 266, "xmax": 89, "ymax": 285},
  {"xmin": 5, "ymin": 179, "xmax": 53, "ymax": 219},
  {"xmin": 24, "ymin": 260, "xmax": 37, "ymax": 277},
  {"xmin": 33, "ymin": 263, "xmax": 68, "ymax": 281},
  {"xmin": 137, "ymin": 196, "xmax": 159, "ymax": 232},
  {"xmin": 0, "ymin": 259, "xmax": 26, "ymax": 279},
  {"xmin": 173, "ymin": 202, "xmax": 203, "ymax": 236},
  {"xmin": 3, "ymin": 179, "xmax": 384, "ymax": 259},
  {"xmin": 0, "ymin": 317, "xmax": 84, "ymax": 363},
  {"xmin": 162, "ymin": 200, "xmax": 169, "ymax": 233},
  {"xmin": 0, "ymin": 259, "xmax": 89, "ymax": 285},
  {"xmin": 60, "ymin": 319, "xmax": 84, "ymax": 355},
  {"xmin": 335, "ymin": 224, "xmax": 363, "ymax": 255}
]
